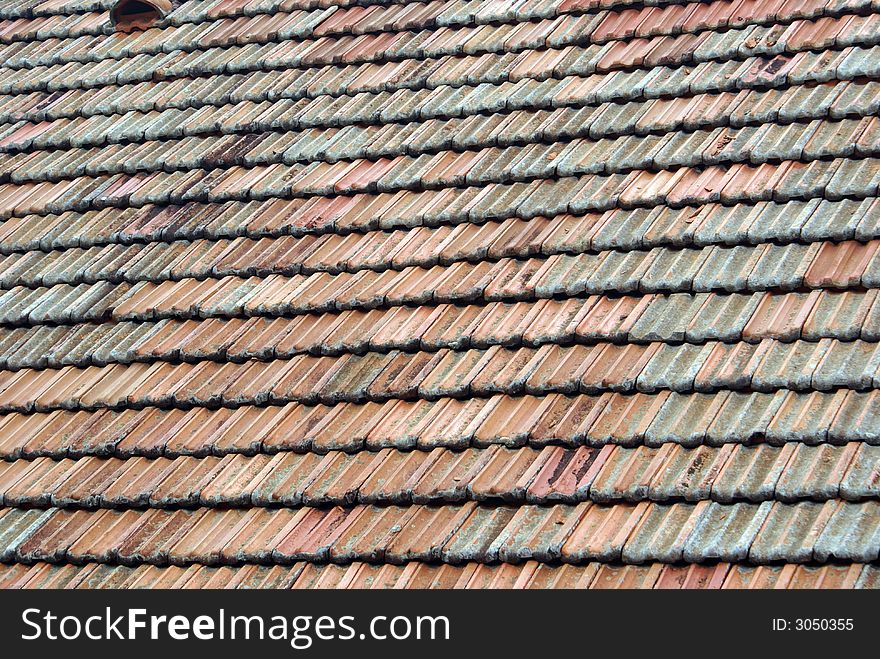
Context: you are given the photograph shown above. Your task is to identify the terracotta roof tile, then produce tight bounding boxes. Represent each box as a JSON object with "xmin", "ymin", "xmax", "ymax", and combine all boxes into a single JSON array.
[
  {"xmin": 3, "ymin": 556, "xmax": 880, "ymax": 589},
  {"xmin": 2, "ymin": 0, "xmax": 880, "ymax": 588}
]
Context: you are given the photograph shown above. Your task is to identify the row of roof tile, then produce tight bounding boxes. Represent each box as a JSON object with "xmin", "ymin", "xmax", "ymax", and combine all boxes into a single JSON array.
[
  {"xmin": 5, "ymin": 16, "xmax": 879, "ymax": 137},
  {"xmin": 0, "ymin": 388, "xmax": 876, "ymax": 459},
  {"xmin": 10, "ymin": 0, "xmax": 873, "ymax": 24},
  {"xmin": 2, "ymin": 34, "xmax": 876, "ymax": 143},
  {"xmin": 6, "ymin": 114, "xmax": 878, "ymax": 187},
  {"xmin": 0, "ymin": 56, "xmax": 877, "ymax": 154},
  {"xmin": 3, "ymin": 290, "xmax": 878, "ymax": 372},
  {"xmin": 3, "ymin": 196, "xmax": 875, "ymax": 271},
  {"xmin": 0, "ymin": 7, "xmax": 613, "ymax": 65},
  {"xmin": 2, "ymin": 498, "xmax": 878, "ymax": 564},
  {"xmin": 1, "ymin": 0, "xmax": 879, "ymax": 588},
  {"xmin": 3, "ymin": 558, "xmax": 875, "ymax": 589},
  {"xmin": 4, "ymin": 79, "xmax": 878, "ymax": 162},
  {"xmin": 4, "ymin": 239, "xmax": 870, "ymax": 326},
  {"xmin": 1, "ymin": 440, "xmax": 876, "ymax": 508},
  {"xmin": 3, "ymin": 338, "xmax": 880, "ymax": 414},
  {"xmin": 2, "ymin": 1, "xmax": 869, "ymax": 76},
  {"xmin": 3, "ymin": 152, "xmax": 879, "ymax": 228},
  {"xmin": 16, "ymin": 0, "xmax": 875, "ymax": 47},
  {"xmin": 0, "ymin": 0, "xmax": 595, "ymax": 40},
  {"xmin": 0, "ymin": 209, "xmax": 861, "ymax": 292},
  {"xmin": 0, "ymin": 0, "xmax": 108, "ymax": 20}
]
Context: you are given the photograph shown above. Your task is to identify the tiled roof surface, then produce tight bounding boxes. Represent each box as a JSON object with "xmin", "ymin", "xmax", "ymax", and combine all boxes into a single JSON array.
[{"xmin": 1, "ymin": 0, "xmax": 880, "ymax": 589}]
